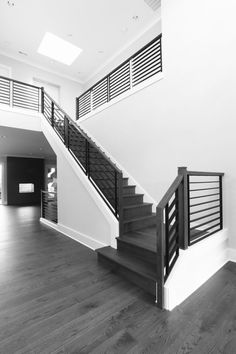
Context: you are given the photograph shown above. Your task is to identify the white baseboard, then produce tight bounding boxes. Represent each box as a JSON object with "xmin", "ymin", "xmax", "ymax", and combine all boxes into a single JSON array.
[{"xmin": 40, "ymin": 218, "xmax": 106, "ymax": 250}]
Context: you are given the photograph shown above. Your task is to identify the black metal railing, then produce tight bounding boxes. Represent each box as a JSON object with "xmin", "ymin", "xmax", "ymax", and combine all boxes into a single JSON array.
[
  {"xmin": 76, "ymin": 33, "xmax": 162, "ymax": 119},
  {"xmin": 0, "ymin": 76, "xmax": 41, "ymax": 111},
  {"xmin": 42, "ymin": 90, "xmax": 123, "ymax": 218},
  {"xmin": 156, "ymin": 174, "xmax": 184, "ymax": 307},
  {"xmin": 186, "ymin": 171, "xmax": 223, "ymax": 245},
  {"xmin": 41, "ymin": 191, "xmax": 58, "ymax": 223},
  {"xmin": 0, "ymin": 75, "xmax": 123, "ymax": 218}
]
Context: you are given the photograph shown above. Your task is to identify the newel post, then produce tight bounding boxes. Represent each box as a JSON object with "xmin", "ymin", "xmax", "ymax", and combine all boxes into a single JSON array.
[
  {"xmin": 178, "ymin": 166, "xmax": 189, "ymax": 250},
  {"xmin": 156, "ymin": 206, "xmax": 164, "ymax": 308}
]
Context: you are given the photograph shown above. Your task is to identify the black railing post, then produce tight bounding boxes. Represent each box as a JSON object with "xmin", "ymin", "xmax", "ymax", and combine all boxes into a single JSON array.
[
  {"xmin": 51, "ymin": 101, "xmax": 54, "ymax": 128},
  {"xmin": 41, "ymin": 87, "xmax": 44, "ymax": 114},
  {"xmin": 64, "ymin": 116, "xmax": 69, "ymax": 148},
  {"xmin": 107, "ymin": 75, "xmax": 110, "ymax": 102},
  {"xmin": 219, "ymin": 175, "xmax": 223, "ymax": 230},
  {"xmin": 156, "ymin": 206, "xmax": 164, "ymax": 308},
  {"xmin": 117, "ymin": 171, "xmax": 124, "ymax": 235},
  {"xmin": 85, "ymin": 140, "xmax": 90, "ymax": 177},
  {"xmin": 178, "ymin": 166, "xmax": 189, "ymax": 250}
]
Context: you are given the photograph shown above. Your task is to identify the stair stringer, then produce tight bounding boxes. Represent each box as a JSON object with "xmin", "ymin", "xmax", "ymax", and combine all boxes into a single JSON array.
[{"xmin": 41, "ymin": 118, "xmax": 119, "ymax": 249}]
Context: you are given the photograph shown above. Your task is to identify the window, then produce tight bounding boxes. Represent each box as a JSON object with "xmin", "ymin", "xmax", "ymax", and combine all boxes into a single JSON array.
[{"xmin": 19, "ymin": 183, "xmax": 34, "ymax": 193}]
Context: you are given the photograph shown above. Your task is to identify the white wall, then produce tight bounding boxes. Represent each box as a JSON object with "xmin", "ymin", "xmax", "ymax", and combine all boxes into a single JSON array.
[
  {"xmin": 81, "ymin": 0, "xmax": 236, "ymax": 248},
  {"xmin": 0, "ymin": 54, "xmax": 83, "ymax": 119}
]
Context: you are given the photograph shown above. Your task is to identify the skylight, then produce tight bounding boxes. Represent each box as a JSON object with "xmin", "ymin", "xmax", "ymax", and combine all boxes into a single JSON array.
[{"xmin": 38, "ymin": 32, "xmax": 82, "ymax": 65}]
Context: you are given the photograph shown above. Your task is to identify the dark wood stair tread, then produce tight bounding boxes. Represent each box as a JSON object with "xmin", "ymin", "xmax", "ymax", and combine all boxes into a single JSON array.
[
  {"xmin": 123, "ymin": 202, "xmax": 153, "ymax": 210},
  {"xmin": 96, "ymin": 246, "xmax": 157, "ymax": 281},
  {"xmin": 117, "ymin": 231, "xmax": 157, "ymax": 253},
  {"xmin": 123, "ymin": 213, "xmax": 156, "ymax": 225},
  {"xmin": 123, "ymin": 193, "xmax": 144, "ymax": 198}
]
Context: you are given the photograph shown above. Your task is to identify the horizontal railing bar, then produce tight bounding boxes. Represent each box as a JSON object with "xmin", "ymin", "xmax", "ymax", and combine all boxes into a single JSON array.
[
  {"xmin": 190, "ymin": 228, "xmax": 221, "ymax": 245},
  {"xmin": 188, "ymin": 171, "xmax": 224, "ymax": 176},
  {"xmin": 190, "ymin": 198, "xmax": 220, "ymax": 207},
  {"xmin": 190, "ymin": 193, "xmax": 220, "ymax": 199},
  {"xmin": 169, "ymin": 209, "xmax": 177, "ymax": 225},
  {"xmin": 0, "ymin": 75, "xmax": 41, "ymax": 89},
  {"xmin": 190, "ymin": 217, "xmax": 220, "ymax": 231},
  {"xmin": 132, "ymin": 46, "xmax": 161, "ymax": 68},
  {"xmin": 190, "ymin": 205, "xmax": 220, "ymax": 215},
  {"xmin": 190, "ymin": 211, "xmax": 220, "ymax": 223},
  {"xmin": 190, "ymin": 223, "xmax": 221, "ymax": 240},
  {"xmin": 189, "ymin": 181, "xmax": 219, "ymax": 184},
  {"xmin": 190, "ymin": 187, "xmax": 219, "ymax": 191}
]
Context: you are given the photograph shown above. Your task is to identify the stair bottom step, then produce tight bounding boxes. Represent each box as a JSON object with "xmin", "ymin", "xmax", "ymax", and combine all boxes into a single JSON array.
[{"xmin": 97, "ymin": 247, "xmax": 157, "ymax": 297}]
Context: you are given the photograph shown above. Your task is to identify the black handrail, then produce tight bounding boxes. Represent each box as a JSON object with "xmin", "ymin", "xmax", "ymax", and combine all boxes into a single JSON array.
[
  {"xmin": 76, "ymin": 33, "xmax": 162, "ymax": 119},
  {"xmin": 42, "ymin": 89, "xmax": 123, "ymax": 217}
]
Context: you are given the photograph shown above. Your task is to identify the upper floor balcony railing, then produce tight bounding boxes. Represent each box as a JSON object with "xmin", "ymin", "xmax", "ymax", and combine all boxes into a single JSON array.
[{"xmin": 76, "ymin": 33, "xmax": 162, "ymax": 120}]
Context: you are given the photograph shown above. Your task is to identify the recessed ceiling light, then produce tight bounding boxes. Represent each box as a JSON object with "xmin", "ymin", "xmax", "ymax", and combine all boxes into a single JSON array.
[
  {"xmin": 38, "ymin": 32, "xmax": 82, "ymax": 65},
  {"xmin": 98, "ymin": 50, "xmax": 104, "ymax": 54},
  {"xmin": 0, "ymin": 135, "xmax": 6, "ymax": 138},
  {"xmin": 18, "ymin": 50, "xmax": 28, "ymax": 56}
]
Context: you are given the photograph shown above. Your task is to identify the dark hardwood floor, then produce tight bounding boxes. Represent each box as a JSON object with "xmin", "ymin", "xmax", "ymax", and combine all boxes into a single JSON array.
[{"xmin": 0, "ymin": 205, "xmax": 235, "ymax": 353}]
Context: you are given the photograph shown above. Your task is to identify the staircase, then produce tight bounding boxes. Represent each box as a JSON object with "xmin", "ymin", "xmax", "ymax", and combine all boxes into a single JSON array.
[
  {"xmin": 97, "ymin": 177, "xmax": 158, "ymax": 298},
  {"xmin": 0, "ymin": 75, "xmax": 225, "ymax": 309}
]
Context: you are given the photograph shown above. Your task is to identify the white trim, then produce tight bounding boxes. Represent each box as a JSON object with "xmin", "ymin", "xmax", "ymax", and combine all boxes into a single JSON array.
[
  {"xmin": 228, "ymin": 248, "xmax": 236, "ymax": 262},
  {"xmin": 40, "ymin": 217, "xmax": 59, "ymax": 232},
  {"xmin": 40, "ymin": 218, "xmax": 107, "ymax": 250},
  {"xmin": 0, "ymin": 50, "xmax": 83, "ymax": 85},
  {"xmin": 86, "ymin": 16, "xmax": 161, "ymax": 84},
  {"xmin": 78, "ymin": 72, "xmax": 163, "ymax": 123}
]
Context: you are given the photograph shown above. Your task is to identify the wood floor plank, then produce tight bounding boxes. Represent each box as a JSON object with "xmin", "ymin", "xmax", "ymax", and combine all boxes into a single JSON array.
[{"xmin": 0, "ymin": 205, "xmax": 235, "ymax": 354}]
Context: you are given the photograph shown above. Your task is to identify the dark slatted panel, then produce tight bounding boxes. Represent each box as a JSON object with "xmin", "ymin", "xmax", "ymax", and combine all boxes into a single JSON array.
[
  {"xmin": 92, "ymin": 78, "xmax": 108, "ymax": 109},
  {"xmin": 41, "ymin": 192, "xmax": 58, "ymax": 223},
  {"xmin": 68, "ymin": 124, "xmax": 87, "ymax": 171},
  {"xmin": 109, "ymin": 61, "xmax": 130, "ymax": 100},
  {"xmin": 78, "ymin": 91, "xmax": 91, "ymax": 118},
  {"xmin": 76, "ymin": 34, "xmax": 162, "ymax": 119},
  {"xmin": 88, "ymin": 143, "xmax": 117, "ymax": 210},
  {"xmin": 13, "ymin": 81, "xmax": 40, "ymax": 111},
  {"xmin": 164, "ymin": 192, "xmax": 179, "ymax": 281},
  {"xmin": 132, "ymin": 36, "xmax": 162, "ymax": 87},
  {"xmin": 188, "ymin": 175, "xmax": 222, "ymax": 245},
  {"xmin": 0, "ymin": 77, "xmax": 10, "ymax": 105}
]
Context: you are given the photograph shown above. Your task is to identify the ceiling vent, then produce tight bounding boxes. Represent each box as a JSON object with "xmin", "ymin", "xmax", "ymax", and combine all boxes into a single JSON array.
[{"xmin": 144, "ymin": 0, "xmax": 161, "ymax": 12}]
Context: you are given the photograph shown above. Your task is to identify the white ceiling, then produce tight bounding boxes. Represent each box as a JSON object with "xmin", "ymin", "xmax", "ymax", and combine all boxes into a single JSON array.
[
  {"xmin": 0, "ymin": 126, "xmax": 56, "ymax": 159},
  {"xmin": 0, "ymin": 0, "xmax": 161, "ymax": 84}
]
